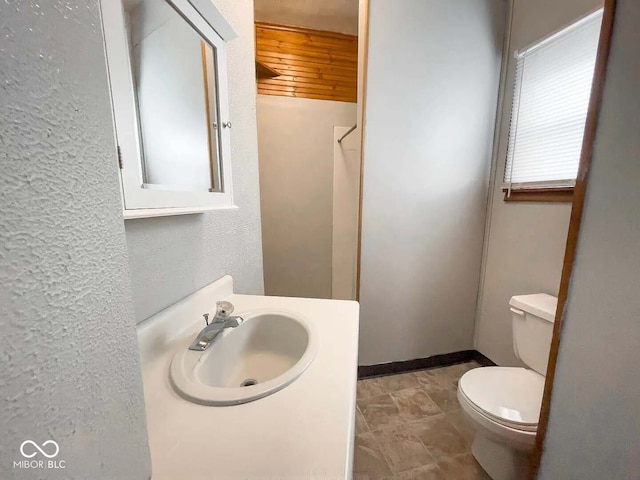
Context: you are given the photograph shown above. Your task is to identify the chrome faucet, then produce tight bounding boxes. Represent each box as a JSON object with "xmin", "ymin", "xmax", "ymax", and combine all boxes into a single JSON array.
[{"xmin": 189, "ymin": 301, "xmax": 244, "ymax": 351}]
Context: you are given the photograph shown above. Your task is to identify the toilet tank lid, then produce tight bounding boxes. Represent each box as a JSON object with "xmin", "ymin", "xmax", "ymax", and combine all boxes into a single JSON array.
[{"xmin": 509, "ymin": 293, "xmax": 558, "ymax": 322}]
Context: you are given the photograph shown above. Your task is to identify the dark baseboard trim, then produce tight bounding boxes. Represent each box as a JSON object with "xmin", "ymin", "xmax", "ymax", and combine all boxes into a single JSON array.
[
  {"xmin": 472, "ymin": 350, "xmax": 497, "ymax": 367},
  {"xmin": 358, "ymin": 349, "xmax": 497, "ymax": 379}
]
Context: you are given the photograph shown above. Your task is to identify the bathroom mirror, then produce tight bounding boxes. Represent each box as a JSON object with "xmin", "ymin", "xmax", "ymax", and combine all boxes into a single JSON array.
[
  {"xmin": 101, "ymin": 0, "xmax": 238, "ymax": 218},
  {"xmin": 127, "ymin": 0, "xmax": 222, "ymax": 192}
]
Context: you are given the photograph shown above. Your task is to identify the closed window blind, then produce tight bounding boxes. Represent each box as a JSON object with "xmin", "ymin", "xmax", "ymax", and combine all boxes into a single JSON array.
[{"xmin": 504, "ymin": 9, "xmax": 603, "ymax": 190}]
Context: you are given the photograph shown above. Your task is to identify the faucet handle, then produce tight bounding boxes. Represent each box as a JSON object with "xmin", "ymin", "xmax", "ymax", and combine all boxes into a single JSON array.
[
  {"xmin": 216, "ymin": 301, "xmax": 234, "ymax": 318},
  {"xmin": 203, "ymin": 313, "xmax": 210, "ymax": 326}
]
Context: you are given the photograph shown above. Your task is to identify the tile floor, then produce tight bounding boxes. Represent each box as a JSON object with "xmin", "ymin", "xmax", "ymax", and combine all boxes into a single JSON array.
[{"xmin": 354, "ymin": 361, "xmax": 490, "ymax": 480}]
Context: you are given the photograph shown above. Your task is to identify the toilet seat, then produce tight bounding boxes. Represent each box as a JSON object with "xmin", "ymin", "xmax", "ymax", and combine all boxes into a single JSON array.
[{"xmin": 457, "ymin": 367, "xmax": 545, "ymax": 448}]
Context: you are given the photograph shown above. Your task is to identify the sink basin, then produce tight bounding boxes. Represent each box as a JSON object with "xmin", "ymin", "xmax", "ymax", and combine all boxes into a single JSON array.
[{"xmin": 170, "ymin": 310, "xmax": 317, "ymax": 405}]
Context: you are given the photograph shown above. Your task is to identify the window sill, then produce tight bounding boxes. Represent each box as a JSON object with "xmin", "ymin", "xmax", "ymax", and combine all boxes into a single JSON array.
[{"xmin": 502, "ymin": 187, "xmax": 574, "ymax": 203}]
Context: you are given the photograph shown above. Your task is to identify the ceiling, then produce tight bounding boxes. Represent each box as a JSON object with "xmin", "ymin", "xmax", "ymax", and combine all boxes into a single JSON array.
[{"xmin": 254, "ymin": 0, "xmax": 359, "ymax": 36}]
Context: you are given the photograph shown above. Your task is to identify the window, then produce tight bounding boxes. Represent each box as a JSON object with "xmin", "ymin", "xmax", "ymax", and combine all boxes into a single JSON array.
[{"xmin": 503, "ymin": 9, "xmax": 603, "ymax": 202}]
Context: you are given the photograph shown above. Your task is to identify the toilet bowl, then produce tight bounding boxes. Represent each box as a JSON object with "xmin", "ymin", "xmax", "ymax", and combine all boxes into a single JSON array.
[
  {"xmin": 458, "ymin": 367, "xmax": 544, "ymax": 479},
  {"xmin": 458, "ymin": 293, "xmax": 557, "ymax": 480}
]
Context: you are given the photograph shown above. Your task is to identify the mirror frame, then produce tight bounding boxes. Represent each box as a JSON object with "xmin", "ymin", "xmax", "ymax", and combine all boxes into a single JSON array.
[{"xmin": 101, "ymin": 0, "xmax": 238, "ymax": 219}]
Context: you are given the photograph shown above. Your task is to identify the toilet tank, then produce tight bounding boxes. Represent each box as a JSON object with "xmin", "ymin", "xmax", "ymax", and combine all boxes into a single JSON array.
[{"xmin": 509, "ymin": 293, "xmax": 557, "ymax": 376}]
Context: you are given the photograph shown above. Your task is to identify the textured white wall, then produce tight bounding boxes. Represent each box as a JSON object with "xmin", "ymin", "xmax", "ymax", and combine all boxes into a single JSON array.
[
  {"xmin": 474, "ymin": 0, "xmax": 602, "ymax": 366},
  {"xmin": 359, "ymin": 0, "xmax": 506, "ymax": 365},
  {"xmin": 540, "ymin": 2, "xmax": 640, "ymax": 477},
  {"xmin": 125, "ymin": 0, "xmax": 265, "ymax": 323},
  {"xmin": 257, "ymin": 95, "xmax": 357, "ymax": 298},
  {"xmin": 0, "ymin": 1, "xmax": 151, "ymax": 479}
]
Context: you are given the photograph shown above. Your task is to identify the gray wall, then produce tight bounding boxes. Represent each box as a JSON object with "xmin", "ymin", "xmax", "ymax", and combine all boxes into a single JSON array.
[
  {"xmin": 0, "ymin": 1, "xmax": 151, "ymax": 478},
  {"xmin": 125, "ymin": 0, "xmax": 264, "ymax": 323},
  {"xmin": 358, "ymin": 0, "xmax": 506, "ymax": 365},
  {"xmin": 539, "ymin": 2, "xmax": 640, "ymax": 477},
  {"xmin": 474, "ymin": 0, "xmax": 602, "ymax": 366},
  {"xmin": 257, "ymin": 95, "xmax": 357, "ymax": 299}
]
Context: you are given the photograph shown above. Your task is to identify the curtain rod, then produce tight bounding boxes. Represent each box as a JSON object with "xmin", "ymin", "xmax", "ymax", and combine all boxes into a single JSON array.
[{"xmin": 337, "ymin": 124, "xmax": 357, "ymax": 143}]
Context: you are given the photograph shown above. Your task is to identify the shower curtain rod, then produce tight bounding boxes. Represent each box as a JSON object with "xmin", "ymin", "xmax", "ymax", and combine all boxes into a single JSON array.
[{"xmin": 337, "ymin": 124, "xmax": 357, "ymax": 143}]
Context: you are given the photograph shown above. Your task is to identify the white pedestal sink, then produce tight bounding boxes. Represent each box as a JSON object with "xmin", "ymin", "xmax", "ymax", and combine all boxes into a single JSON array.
[{"xmin": 170, "ymin": 310, "xmax": 317, "ymax": 405}]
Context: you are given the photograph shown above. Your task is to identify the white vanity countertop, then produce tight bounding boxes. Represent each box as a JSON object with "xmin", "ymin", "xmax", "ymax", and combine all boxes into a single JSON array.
[{"xmin": 137, "ymin": 276, "xmax": 360, "ymax": 480}]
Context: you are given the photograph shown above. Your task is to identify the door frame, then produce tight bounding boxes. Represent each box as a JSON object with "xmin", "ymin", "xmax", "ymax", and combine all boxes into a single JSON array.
[
  {"xmin": 529, "ymin": 0, "xmax": 617, "ymax": 476},
  {"xmin": 354, "ymin": 0, "xmax": 619, "ymax": 475},
  {"xmin": 355, "ymin": 0, "xmax": 370, "ymax": 301}
]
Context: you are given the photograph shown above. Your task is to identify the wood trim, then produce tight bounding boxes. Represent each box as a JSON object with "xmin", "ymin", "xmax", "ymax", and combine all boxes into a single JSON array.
[
  {"xmin": 256, "ymin": 22, "xmax": 358, "ymax": 42},
  {"xmin": 256, "ymin": 55, "xmax": 357, "ymax": 72},
  {"xmin": 255, "ymin": 22, "xmax": 357, "ymax": 103},
  {"xmin": 358, "ymin": 350, "xmax": 497, "ymax": 378},
  {"xmin": 530, "ymin": 1, "xmax": 617, "ymax": 478},
  {"xmin": 255, "ymin": 61, "xmax": 357, "ymax": 76},
  {"xmin": 256, "ymin": 47, "xmax": 357, "ymax": 64},
  {"xmin": 200, "ymin": 41, "xmax": 216, "ymax": 191},
  {"xmin": 355, "ymin": 0, "xmax": 371, "ymax": 302},
  {"xmin": 259, "ymin": 79, "xmax": 356, "ymax": 93},
  {"xmin": 256, "ymin": 90, "xmax": 355, "ymax": 104},
  {"xmin": 502, "ymin": 187, "xmax": 574, "ymax": 203}
]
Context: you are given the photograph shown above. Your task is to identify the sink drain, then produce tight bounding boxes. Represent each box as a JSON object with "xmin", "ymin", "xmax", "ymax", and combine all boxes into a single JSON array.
[{"xmin": 240, "ymin": 378, "xmax": 258, "ymax": 387}]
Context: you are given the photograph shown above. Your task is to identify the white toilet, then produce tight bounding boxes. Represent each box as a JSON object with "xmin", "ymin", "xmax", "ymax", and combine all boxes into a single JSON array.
[{"xmin": 457, "ymin": 293, "xmax": 557, "ymax": 480}]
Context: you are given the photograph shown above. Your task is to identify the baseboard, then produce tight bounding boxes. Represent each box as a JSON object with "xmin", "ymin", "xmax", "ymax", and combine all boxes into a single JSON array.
[
  {"xmin": 472, "ymin": 350, "xmax": 497, "ymax": 367},
  {"xmin": 358, "ymin": 349, "xmax": 497, "ymax": 379}
]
